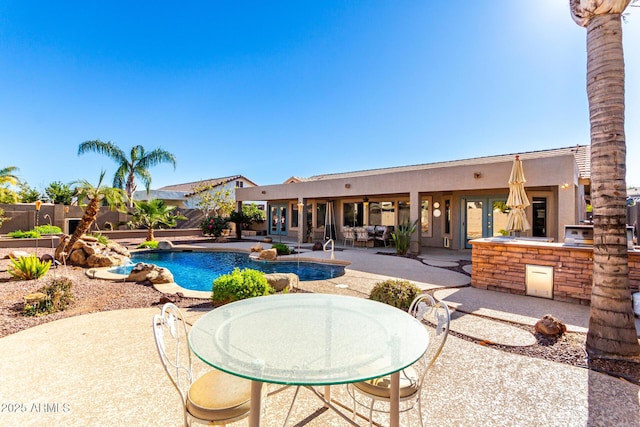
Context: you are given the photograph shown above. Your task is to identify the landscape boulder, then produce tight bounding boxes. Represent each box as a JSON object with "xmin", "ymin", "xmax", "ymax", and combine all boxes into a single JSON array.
[
  {"xmin": 157, "ymin": 240, "xmax": 174, "ymax": 250},
  {"xmin": 265, "ymin": 273, "xmax": 299, "ymax": 292},
  {"xmin": 126, "ymin": 263, "xmax": 174, "ymax": 284},
  {"xmin": 258, "ymin": 248, "xmax": 278, "ymax": 261},
  {"xmin": 250, "ymin": 243, "xmax": 263, "ymax": 253},
  {"xmin": 55, "ymin": 235, "xmax": 130, "ymax": 268},
  {"xmin": 4, "ymin": 250, "xmax": 30, "ymax": 259},
  {"xmin": 534, "ymin": 314, "xmax": 567, "ymax": 337}
]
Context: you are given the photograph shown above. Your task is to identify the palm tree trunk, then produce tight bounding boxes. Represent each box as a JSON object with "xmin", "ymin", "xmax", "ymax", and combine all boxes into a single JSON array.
[
  {"xmin": 585, "ymin": 13, "xmax": 640, "ymax": 357},
  {"xmin": 63, "ymin": 198, "xmax": 101, "ymax": 257},
  {"xmin": 147, "ymin": 227, "xmax": 154, "ymax": 242}
]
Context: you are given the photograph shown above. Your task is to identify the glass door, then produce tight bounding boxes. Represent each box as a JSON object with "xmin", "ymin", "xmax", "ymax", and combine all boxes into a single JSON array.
[
  {"xmin": 269, "ymin": 204, "xmax": 287, "ymax": 236},
  {"xmin": 462, "ymin": 197, "xmax": 508, "ymax": 248}
]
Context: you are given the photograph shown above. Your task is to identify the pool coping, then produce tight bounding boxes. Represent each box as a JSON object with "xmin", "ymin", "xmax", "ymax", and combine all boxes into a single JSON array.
[{"xmin": 86, "ymin": 245, "xmax": 351, "ymax": 299}]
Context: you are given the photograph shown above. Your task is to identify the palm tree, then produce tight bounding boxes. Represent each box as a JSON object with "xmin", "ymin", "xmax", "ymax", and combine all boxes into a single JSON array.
[
  {"xmin": 60, "ymin": 171, "xmax": 127, "ymax": 258},
  {"xmin": 0, "ymin": 166, "xmax": 20, "ymax": 186},
  {"xmin": 570, "ymin": 0, "xmax": 640, "ymax": 357},
  {"xmin": 78, "ymin": 140, "xmax": 177, "ymax": 206},
  {"xmin": 128, "ymin": 199, "xmax": 186, "ymax": 242}
]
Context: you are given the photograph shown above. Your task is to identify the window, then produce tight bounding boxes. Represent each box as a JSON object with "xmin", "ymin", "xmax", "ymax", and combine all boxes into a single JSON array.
[
  {"xmin": 343, "ymin": 202, "xmax": 364, "ymax": 227},
  {"xmin": 532, "ymin": 197, "xmax": 547, "ymax": 237},
  {"xmin": 421, "ymin": 196, "xmax": 432, "ymax": 236},
  {"xmin": 316, "ymin": 203, "xmax": 326, "ymax": 230},
  {"xmin": 291, "ymin": 203, "xmax": 299, "ymax": 228},
  {"xmin": 235, "ymin": 181, "xmax": 243, "ymax": 188},
  {"xmin": 368, "ymin": 202, "xmax": 395, "ymax": 226},
  {"xmin": 398, "ymin": 201, "xmax": 410, "ymax": 225},
  {"xmin": 444, "ymin": 199, "xmax": 451, "ymax": 235}
]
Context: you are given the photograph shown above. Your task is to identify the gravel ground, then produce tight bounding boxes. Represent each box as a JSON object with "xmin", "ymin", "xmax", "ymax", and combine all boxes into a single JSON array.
[{"xmin": 1, "ymin": 244, "xmax": 639, "ymax": 387}]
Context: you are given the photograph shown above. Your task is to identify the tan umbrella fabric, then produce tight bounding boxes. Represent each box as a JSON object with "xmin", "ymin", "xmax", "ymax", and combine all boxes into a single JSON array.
[{"xmin": 506, "ymin": 155, "xmax": 530, "ymax": 233}]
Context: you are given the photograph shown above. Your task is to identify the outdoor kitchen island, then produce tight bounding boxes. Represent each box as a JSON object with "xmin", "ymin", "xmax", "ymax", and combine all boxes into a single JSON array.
[{"xmin": 470, "ymin": 237, "xmax": 640, "ymax": 305}]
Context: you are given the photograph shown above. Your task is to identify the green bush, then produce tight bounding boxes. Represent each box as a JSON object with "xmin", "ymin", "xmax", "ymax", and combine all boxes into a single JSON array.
[
  {"xmin": 90, "ymin": 232, "xmax": 110, "ymax": 245},
  {"xmin": 201, "ymin": 216, "xmax": 230, "ymax": 238},
  {"xmin": 34, "ymin": 224, "xmax": 63, "ymax": 235},
  {"xmin": 8, "ymin": 230, "xmax": 41, "ymax": 239},
  {"xmin": 212, "ymin": 268, "xmax": 274, "ymax": 305},
  {"xmin": 391, "ymin": 219, "xmax": 418, "ymax": 256},
  {"xmin": 8, "ymin": 254, "xmax": 51, "ymax": 280},
  {"xmin": 24, "ymin": 277, "xmax": 74, "ymax": 316},
  {"xmin": 271, "ymin": 243, "xmax": 291, "ymax": 255},
  {"xmin": 369, "ymin": 279, "xmax": 422, "ymax": 311},
  {"xmin": 137, "ymin": 240, "xmax": 159, "ymax": 249}
]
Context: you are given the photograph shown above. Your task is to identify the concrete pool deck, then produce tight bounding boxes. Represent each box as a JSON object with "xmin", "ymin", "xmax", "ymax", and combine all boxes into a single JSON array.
[{"xmin": 1, "ymin": 239, "xmax": 639, "ymax": 426}]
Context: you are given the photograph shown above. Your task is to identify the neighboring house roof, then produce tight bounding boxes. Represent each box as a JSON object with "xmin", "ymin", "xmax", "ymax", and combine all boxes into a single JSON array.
[
  {"xmin": 283, "ymin": 176, "xmax": 309, "ymax": 184},
  {"xmin": 157, "ymin": 175, "xmax": 258, "ymax": 194},
  {"xmin": 303, "ymin": 145, "xmax": 591, "ymax": 182}
]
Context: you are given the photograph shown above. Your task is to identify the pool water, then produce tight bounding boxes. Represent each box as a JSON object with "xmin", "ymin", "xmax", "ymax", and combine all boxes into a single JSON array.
[{"xmin": 109, "ymin": 251, "xmax": 345, "ymax": 292}]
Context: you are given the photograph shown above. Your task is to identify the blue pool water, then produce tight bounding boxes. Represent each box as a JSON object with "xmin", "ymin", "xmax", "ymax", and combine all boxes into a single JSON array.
[{"xmin": 110, "ymin": 251, "xmax": 345, "ymax": 292}]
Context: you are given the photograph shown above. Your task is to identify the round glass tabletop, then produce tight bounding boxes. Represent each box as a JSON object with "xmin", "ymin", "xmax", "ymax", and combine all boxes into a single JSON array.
[{"xmin": 188, "ymin": 293, "xmax": 430, "ymax": 386}]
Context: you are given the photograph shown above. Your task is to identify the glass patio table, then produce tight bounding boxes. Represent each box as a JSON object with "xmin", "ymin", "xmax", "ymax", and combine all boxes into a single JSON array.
[{"xmin": 188, "ymin": 293, "xmax": 430, "ymax": 427}]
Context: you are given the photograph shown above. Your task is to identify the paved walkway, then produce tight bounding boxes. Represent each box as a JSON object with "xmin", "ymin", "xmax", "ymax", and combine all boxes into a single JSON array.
[{"xmin": 1, "ymin": 240, "xmax": 639, "ymax": 426}]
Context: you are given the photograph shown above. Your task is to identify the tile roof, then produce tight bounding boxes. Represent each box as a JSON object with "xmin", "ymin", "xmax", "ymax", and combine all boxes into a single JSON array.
[
  {"xmin": 158, "ymin": 175, "xmax": 257, "ymax": 193},
  {"xmin": 305, "ymin": 145, "xmax": 590, "ymax": 181}
]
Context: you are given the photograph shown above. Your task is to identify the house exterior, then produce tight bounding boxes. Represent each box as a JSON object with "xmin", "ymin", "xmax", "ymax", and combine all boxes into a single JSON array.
[
  {"xmin": 236, "ymin": 146, "xmax": 591, "ymax": 252},
  {"xmin": 133, "ymin": 175, "xmax": 259, "ymax": 209}
]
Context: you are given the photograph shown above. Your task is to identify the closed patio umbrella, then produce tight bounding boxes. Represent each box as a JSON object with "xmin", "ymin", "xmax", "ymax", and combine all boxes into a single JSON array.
[{"xmin": 505, "ymin": 155, "xmax": 530, "ymax": 234}]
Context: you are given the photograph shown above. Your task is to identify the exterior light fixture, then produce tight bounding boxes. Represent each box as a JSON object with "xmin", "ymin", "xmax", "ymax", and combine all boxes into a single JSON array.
[
  {"xmin": 35, "ymin": 200, "xmax": 42, "ymax": 211},
  {"xmin": 345, "ymin": 183, "xmax": 351, "ymax": 189}
]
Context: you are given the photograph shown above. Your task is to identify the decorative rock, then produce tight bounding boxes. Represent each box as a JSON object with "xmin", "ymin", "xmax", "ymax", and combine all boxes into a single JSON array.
[
  {"xmin": 258, "ymin": 248, "xmax": 278, "ymax": 261},
  {"xmin": 157, "ymin": 240, "xmax": 174, "ymax": 250},
  {"xmin": 5, "ymin": 250, "xmax": 30, "ymax": 259},
  {"xmin": 265, "ymin": 273, "xmax": 299, "ymax": 292},
  {"xmin": 55, "ymin": 235, "xmax": 130, "ymax": 268},
  {"xmin": 126, "ymin": 263, "xmax": 174, "ymax": 284},
  {"xmin": 535, "ymin": 314, "xmax": 567, "ymax": 337},
  {"xmin": 250, "ymin": 243, "xmax": 263, "ymax": 253},
  {"xmin": 24, "ymin": 292, "xmax": 47, "ymax": 304}
]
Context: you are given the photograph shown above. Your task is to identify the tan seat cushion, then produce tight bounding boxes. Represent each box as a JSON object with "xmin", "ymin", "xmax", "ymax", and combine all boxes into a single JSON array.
[
  {"xmin": 186, "ymin": 369, "xmax": 252, "ymax": 422},
  {"xmin": 353, "ymin": 366, "xmax": 419, "ymax": 399}
]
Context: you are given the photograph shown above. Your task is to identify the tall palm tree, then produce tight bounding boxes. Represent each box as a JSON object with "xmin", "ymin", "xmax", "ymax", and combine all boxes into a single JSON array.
[
  {"xmin": 78, "ymin": 140, "xmax": 177, "ymax": 206},
  {"xmin": 128, "ymin": 199, "xmax": 186, "ymax": 241},
  {"xmin": 0, "ymin": 166, "xmax": 20, "ymax": 186},
  {"xmin": 60, "ymin": 171, "xmax": 127, "ymax": 258},
  {"xmin": 570, "ymin": 0, "xmax": 640, "ymax": 357}
]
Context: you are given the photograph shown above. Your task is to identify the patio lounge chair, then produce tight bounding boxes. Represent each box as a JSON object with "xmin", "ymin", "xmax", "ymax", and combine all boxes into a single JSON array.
[
  {"xmin": 152, "ymin": 303, "xmax": 253, "ymax": 426},
  {"xmin": 347, "ymin": 294, "xmax": 450, "ymax": 426}
]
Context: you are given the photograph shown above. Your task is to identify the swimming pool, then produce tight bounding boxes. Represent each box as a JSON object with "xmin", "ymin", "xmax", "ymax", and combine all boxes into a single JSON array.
[{"xmin": 109, "ymin": 251, "xmax": 346, "ymax": 292}]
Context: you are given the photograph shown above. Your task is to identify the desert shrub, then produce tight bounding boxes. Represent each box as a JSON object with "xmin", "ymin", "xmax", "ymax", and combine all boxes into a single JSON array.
[
  {"xmin": 8, "ymin": 230, "xmax": 41, "ymax": 239},
  {"xmin": 271, "ymin": 243, "xmax": 291, "ymax": 255},
  {"xmin": 24, "ymin": 277, "xmax": 74, "ymax": 316},
  {"xmin": 369, "ymin": 279, "xmax": 422, "ymax": 311},
  {"xmin": 137, "ymin": 240, "xmax": 159, "ymax": 249},
  {"xmin": 7, "ymin": 254, "xmax": 51, "ymax": 280},
  {"xmin": 212, "ymin": 268, "xmax": 274, "ymax": 305},
  {"xmin": 34, "ymin": 224, "xmax": 63, "ymax": 235}
]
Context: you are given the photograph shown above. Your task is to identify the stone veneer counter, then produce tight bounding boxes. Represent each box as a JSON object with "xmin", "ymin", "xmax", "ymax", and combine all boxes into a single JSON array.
[{"xmin": 470, "ymin": 238, "xmax": 640, "ymax": 305}]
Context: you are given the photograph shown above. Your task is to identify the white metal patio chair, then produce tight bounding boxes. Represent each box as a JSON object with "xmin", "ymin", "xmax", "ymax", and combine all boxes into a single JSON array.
[
  {"xmin": 355, "ymin": 227, "xmax": 373, "ymax": 247},
  {"xmin": 347, "ymin": 293, "xmax": 450, "ymax": 426},
  {"xmin": 152, "ymin": 303, "xmax": 253, "ymax": 426},
  {"xmin": 343, "ymin": 226, "xmax": 356, "ymax": 246}
]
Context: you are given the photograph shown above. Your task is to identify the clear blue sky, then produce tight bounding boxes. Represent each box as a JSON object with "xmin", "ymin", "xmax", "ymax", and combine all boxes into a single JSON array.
[{"xmin": 1, "ymin": 1, "xmax": 639, "ymax": 191}]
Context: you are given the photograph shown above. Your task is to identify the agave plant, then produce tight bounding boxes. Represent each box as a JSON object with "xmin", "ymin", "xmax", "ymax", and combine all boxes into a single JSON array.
[
  {"xmin": 8, "ymin": 254, "xmax": 51, "ymax": 280},
  {"xmin": 391, "ymin": 219, "xmax": 418, "ymax": 256}
]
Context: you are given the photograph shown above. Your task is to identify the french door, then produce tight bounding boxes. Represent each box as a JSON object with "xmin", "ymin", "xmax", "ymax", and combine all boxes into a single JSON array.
[
  {"xmin": 462, "ymin": 197, "xmax": 508, "ymax": 248},
  {"xmin": 269, "ymin": 204, "xmax": 288, "ymax": 236}
]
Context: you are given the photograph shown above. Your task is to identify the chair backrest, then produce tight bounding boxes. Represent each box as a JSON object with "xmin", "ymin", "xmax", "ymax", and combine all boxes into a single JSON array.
[
  {"xmin": 343, "ymin": 227, "xmax": 355, "ymax": 239},
  {"xmin": 407, "ymin": 294, "xmax": 450, "ymax": 381},
  {"xmin": 355, "ymin": 227, "xmax": 369, "ymax": 240},
  {"xmin": 152, "ymin": 303, "xmax": 194, "ymax": 408}
]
